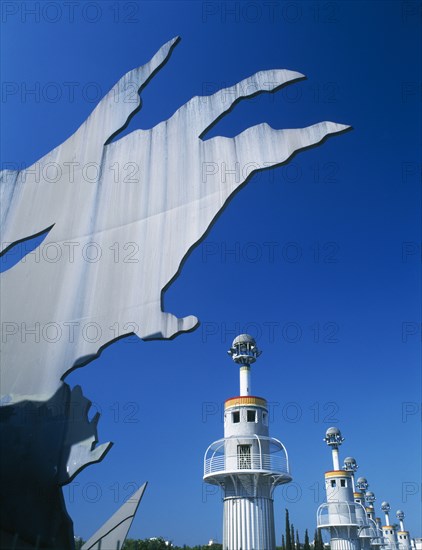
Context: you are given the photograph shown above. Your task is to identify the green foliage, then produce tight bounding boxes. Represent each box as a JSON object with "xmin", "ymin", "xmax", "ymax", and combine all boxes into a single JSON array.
[
  {"xmin": 122, "ymin": 513, "xmax": 318, "ymax": 550},
  {"xmin": 123, "ymin": 538, "xmax": 169, "ymax": 550},
  {"xmin": 313, "ymin": 528, "xmax": 325, "ymax": 550}
]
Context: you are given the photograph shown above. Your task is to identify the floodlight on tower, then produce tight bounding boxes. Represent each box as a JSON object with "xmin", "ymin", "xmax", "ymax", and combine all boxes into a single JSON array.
[
  {"xmin": 324, "ymin": 426, "xmax": 344, "ymax": 470},
  {"xmin": 227, "ymin": 333, "xmax": 261, "ymax": 396},
  {"xmin": 356, "ymin": 477, "xmax": 368, "ymax": 492}
]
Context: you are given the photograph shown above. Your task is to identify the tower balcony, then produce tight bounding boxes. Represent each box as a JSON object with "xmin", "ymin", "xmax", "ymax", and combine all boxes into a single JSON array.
[
  {"xmin": 203, "ymin": 435, "xmax": 291, "ymax": 483},
  {"xmin": 317, "ymin": 501, "xmax": 382, "ymax": 530},
  {"xmin": 358, "ymin": 518, "xmax": 384, "ymax": 543}
]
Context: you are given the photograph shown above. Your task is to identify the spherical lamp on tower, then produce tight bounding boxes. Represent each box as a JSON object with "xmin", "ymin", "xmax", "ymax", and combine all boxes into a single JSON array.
[{"xmin": 204, "ymin": 335, "xmax": 291, "ymax": 550}]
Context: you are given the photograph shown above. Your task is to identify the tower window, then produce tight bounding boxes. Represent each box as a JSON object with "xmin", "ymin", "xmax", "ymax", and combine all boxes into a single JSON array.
[
  {"xmin": 247, "ymin": 410, "xmax": 256, "ymax": 422},
  {"xmin": 232, "ymin": 411, "xmax": 240, "ymax": 423},
  {"xmin": 331, "ymin": 480, "xmax": 336, "ymax": 487},
  {"xmin": 262, "ymin": 412, "xmax": 268, "ymax": 425},
  {"xmin": 340, "ymin": 479, "xmax": 346, "ymax": 487},
  {"xmin": 237, "ymin": 445, "xmax": 252, "ymax": 469}
]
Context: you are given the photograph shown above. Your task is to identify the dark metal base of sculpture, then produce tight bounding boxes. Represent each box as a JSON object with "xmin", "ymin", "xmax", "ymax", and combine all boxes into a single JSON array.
[{"xmin": 0, "ymin": 384, "xmax": 111, "ymax": 550}]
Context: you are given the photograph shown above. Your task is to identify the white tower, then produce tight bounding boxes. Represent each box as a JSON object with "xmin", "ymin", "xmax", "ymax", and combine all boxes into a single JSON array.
[
  {"xmin": 396, "ymin": 511, "xmax": 411, "ymax": 550},
  {"xmin": 364, "ymin": 491, "xmax": 385, "ymax": 546},
  {"xmin": 343, "ymin": 463, "xmax": 371, "ymax": 550},
  {"xmin": 317, "ymin": 427, "xmax": 361, "ymax": 550},
  {"xmin": 354, "ymin": 478, "xmax": 382, "ymax": 549},
  {"xmin": 203, "ymin": 334, "xmax": 291, "ymax": 550},
  {"xmin": 381, "ymin": 502, "xmax": 397, "ymax": 550},
  {"xmin": 365, "ymin": 491, "xmax": 379, "ymax": 525},
  {"xmin": 355, "ymin": 477, "xmax": 369, "ymax": 512}
]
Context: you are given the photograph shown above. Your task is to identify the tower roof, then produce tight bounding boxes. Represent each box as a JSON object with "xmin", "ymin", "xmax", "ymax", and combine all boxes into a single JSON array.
[{"xmin": 232, "ymin": 334, "xmax": 256, "ymax": 346}]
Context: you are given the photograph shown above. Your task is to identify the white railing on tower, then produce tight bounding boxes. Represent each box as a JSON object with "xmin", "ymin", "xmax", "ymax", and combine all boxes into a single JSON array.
[
  {"xmin": 203, "ymin": 435, "xmax": 290, "ymax": 477},
  {"xmin": 317, "ymin": 502, "xmax": 360, "ymax": 528}
]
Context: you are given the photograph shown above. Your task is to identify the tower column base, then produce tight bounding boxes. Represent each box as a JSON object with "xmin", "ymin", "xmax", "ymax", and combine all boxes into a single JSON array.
[
  {"xmin": 223, "ymin": 496, "xmax": 275, "ymax": 550},
  {"xmin": 360, "ymin": 537, "xmax": 372, "ymax": 550},
  {"xmin": 330, "ymin": 537, "xmax": 361, "ymax": 550}
]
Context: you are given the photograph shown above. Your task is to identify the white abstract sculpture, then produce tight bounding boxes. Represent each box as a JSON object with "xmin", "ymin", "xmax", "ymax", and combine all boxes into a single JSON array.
[
  {"xmin": 81, "ymin": 483, "xmax": 147, "ymax": 550},
  {"xmin": 1, "ymin": 36, "xmax": 348, "ymax": 402},
  {"xmin": 0, "ymin": 36, "xmax": 349, "ymax": 548}
]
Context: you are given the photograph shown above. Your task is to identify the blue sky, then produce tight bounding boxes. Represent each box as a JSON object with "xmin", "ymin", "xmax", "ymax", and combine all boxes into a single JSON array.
[{"xmin": 1, "ymin": 0, "xmax": 420, "ymax": 546}]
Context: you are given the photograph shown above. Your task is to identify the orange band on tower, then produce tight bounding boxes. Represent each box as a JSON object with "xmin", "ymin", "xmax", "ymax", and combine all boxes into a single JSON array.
[{"xmin": 225, "ymin": 396, "xmax": 267, "ymax": 409}]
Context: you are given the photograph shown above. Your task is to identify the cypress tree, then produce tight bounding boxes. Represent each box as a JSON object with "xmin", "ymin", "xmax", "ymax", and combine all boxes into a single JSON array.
[
  {"xmin": 296, "ymin": 529, "xmax": 300, "ymax": 550},
  {"xmin": 313, "ymin": 528, "xmax": 324, "ymax": 550},
  {"xmin": 282, "ymin": 534, "xmax": 286, "ymax": 550},
  {"xmin": 319, "ymin": 527, "xmax": 325, "ymax": 550},
  {"xmin": 285, "ymin": 509, "xmax": 292, "ymax": 550},
  {"xmin": 304, "ymin": 529, "xmax": 311, "ymax": 550},
  {"xmin": 291, "ymin": 524, "xmax": 295, "ymax": 550}
]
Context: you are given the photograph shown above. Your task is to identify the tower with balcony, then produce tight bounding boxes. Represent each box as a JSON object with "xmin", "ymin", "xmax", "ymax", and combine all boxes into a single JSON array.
[
  {"xmin": 316, "ymin": 427, "xmax": 361, "ymax": 550},
  {"xmin": 203, "ymin": 334, "xmax": 291, "ymax": 550},
  {"xmin": 343, "ymin": 460, "xmax": 372, "ymax": 550}
]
